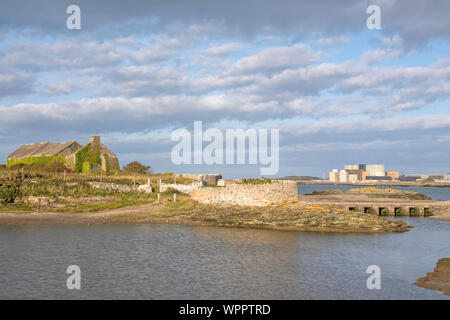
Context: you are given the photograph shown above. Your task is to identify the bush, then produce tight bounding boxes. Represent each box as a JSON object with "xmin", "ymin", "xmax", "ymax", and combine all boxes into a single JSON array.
[
  {"xmin": 0, "ymin": 172, "xmax": 22, "ymax": 204},
  {"xmin": 123, "ymin": 161, "xmax": 152, "ymax": 174},
  {"xmin": 240, "ymin": 177, "xmax": 272, "ymax": 184}
]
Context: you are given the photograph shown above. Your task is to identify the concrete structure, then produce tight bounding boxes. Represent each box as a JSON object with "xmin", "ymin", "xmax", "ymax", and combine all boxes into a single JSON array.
[
  {"xmin": 300, "ymin": 199, "xmax": 450, "ymax": 218},
  {"xmin": 365, "ymin": 176, "xmax": 392, "ymax": 181},
  {"xmin": 329, "ymin": 169, "xmax": 339, "ymax": 183},
  {"xmin": 346, "ymin": 169, "xmax": 363, "ymax": 181},
  {"xmin": 348, "ymin": 174, "xmax": 358, "ymax": 183},
  {"xmin": 330, "ymin": 164, "xmax": 392, "ymax": 182},
  {"xmin": 174, "ymin": 173, "xmax": 222, "ymax": 186},
  {"xmin": 404, "ymin": 173, "xmax": 450, "ymax": 181},
  {"xmin": 339, "ymin": 170, "xmax": 349, "ymax": 183},
  {"xmin": 191, "ymin": 180, "xmax": 299, "ymax": 207},
  {"xmin": 362, "ymin": 171, "xmax": 368, "ymax": 181},
  {"xmin": 386, "ymin": 171, "xmax": 399, "ymax": 180},
  {"xmin": 364, "ymin": 164, "xmax": 385, "ymax": 177}
]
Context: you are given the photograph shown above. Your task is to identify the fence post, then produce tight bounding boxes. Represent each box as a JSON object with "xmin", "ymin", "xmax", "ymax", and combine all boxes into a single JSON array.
[
  {"xmin": 174, "ymin": 193, "xmax": 177, "ymax": 203},
  {"xmin": 157, "ymin": 193, "xmax": 160, "ymax": 203}
]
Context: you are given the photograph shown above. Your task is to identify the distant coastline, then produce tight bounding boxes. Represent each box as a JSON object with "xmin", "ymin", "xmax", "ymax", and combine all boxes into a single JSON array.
[{"xmin": 285, "ymin": 179, "xmax": 450, "ymax": 188}]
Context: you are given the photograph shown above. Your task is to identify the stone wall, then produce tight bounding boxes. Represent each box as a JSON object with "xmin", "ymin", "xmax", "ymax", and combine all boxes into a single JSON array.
[
  {"xmin": 160, "ymin": 181, "xmax": 203, "ymax": 194},
  {"xmin": 191, "ymin": 180, "xmax": 298, "ymax": 207},
  {"xmin": 175, "ymin": 173, "xmax": 222, "ymax": 185}
]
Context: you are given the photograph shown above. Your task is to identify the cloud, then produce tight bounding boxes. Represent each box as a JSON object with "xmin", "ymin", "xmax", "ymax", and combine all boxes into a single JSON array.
[
  {"xmin": 1, "ymin": 1, "xmax": 449, "ymax": 175},
  {"xmin": 0, "ymin": 72, "xmax": 33, "ymax": 97},
  {"xmin": 228, "ymin": 44, "xmax": 322, "ymax": 75},
  {"xmin": 314, "ymin": 35, "xmax": 348, "ymax": 47},
  {"xmin": 204, "ymin": 42, "xmax": 245, "ymax": 56},
  {"xmin": 1, "ymin": 41, "xmax": 123, "ymax": 72},
  {"xmin": 2, "ymin": 1, "xmax": 450, "ymax": 48}
]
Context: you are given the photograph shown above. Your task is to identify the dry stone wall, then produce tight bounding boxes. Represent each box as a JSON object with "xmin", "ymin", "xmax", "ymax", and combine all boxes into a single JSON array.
[
  {"xmin": 191, "ymin": 180, "xmax": 298, "ymax": 207},
  {"xmin": 160, "ymin": 181, "xmax": 203, "ymax": 194}
]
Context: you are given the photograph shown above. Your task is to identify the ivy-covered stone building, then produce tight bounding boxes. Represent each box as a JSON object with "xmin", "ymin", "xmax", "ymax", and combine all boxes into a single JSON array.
[{"xmin": 7, "ymin": 136, "xmax": 120, "ymax": 173}]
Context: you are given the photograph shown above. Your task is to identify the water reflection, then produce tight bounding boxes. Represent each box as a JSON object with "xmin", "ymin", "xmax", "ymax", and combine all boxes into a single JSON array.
[{"xmin": 0, "ymin": 219, "xmax": 448, "ymax": 299}]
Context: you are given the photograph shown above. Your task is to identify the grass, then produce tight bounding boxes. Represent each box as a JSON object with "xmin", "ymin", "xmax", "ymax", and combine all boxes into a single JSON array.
[
  {"xmin": 55, "ymin": 198, "xmax": 155, "ymax": 213},
  {"xmin": 0, "ymin": 168, "xmax": 189, "ymax": 213},
  {"xmin": 0, "ymin": 203, "xmax": 33, "ymax": 213}
]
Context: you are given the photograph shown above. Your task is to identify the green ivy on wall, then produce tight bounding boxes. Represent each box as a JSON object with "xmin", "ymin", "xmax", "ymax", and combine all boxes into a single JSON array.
[
  {"xmin": 7, "ymin": 155, "xmax": 66, "ymax": 168},
  {"xmin": 75, "ymin": 144, "xmax": 101, "ymax": 173},
  {"xmin": 103, "ymin": 153, "xmax": 110, "ymax": 172}
]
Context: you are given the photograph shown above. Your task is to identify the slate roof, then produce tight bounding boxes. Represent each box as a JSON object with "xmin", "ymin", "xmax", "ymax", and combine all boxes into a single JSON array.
[{"xmin": 7, "ymin": 141, "xmax": 82, "ymax": 159}]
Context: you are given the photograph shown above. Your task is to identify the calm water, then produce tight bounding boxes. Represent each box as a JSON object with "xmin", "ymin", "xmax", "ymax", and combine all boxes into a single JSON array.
[
  {"xmin": 299, "ymin": 184, "xmax": 450, "ymax": 200},
  {"xmin": 0, "ymin": 218, "xmax": 449, "ymax": 299}
]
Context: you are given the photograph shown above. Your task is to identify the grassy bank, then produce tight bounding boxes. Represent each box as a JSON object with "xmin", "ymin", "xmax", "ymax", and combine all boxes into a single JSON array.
[{"xmin": 0, "ymin": 168, "xmax": 193, "ymax": 213}]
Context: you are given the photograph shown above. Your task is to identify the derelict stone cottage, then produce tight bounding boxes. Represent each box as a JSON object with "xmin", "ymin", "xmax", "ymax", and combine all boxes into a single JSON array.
[{"xmin": 7, "ymin": 136, "xmax": 120, "ymax": 173}]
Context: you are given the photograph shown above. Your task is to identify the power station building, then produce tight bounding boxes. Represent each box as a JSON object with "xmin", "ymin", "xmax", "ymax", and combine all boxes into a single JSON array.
[{"xmin": 330, "ymin": 164, "xmax": 399, "ymax": 183}]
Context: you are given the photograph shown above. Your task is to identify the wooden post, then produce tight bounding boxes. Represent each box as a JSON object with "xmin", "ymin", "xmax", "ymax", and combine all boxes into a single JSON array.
[
  {"xmin": 157, "ymin": 193, "xmax": 160, "ymax": 203},
  {"xmin": 147, "ymin": 178, "xmax": 151, "ymax": 187},
  {"xmin": 173, "ymin": 193, "xmax": 176, "ymax": 203},
  {"xmin": 100, "ymin": 170, "xmax": 103, "ymax": 182},
  {"xmin": 21, "ymin": 167, "xmax": 24, "ymax": 179},
  {"xmin": 158, "ymin": 179, "xmax": 161, "ymax": 192}
]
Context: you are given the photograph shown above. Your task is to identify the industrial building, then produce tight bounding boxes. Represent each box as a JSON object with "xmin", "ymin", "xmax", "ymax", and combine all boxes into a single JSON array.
[
  {"xmin": 329, "ymin": 164, "xmax": 399, "ymax": 183},
  {"xmin": 400, "ymin": 173, "xmax": 450, "ymax": 182}
]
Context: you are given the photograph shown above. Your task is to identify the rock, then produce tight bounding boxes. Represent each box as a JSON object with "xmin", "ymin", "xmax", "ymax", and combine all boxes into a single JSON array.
[{"xmin": 414, "ymin": 257, "xmax": 450, "ymax": 296}]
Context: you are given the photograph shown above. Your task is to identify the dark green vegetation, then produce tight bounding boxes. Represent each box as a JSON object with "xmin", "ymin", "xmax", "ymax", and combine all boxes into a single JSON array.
[
  {"xmin": 122, "ymin": 161, "xmax": 152, "ymax": 174},
  {"xmin": 240, "ymin": 177, "xmax": 272, "ymax": 184},
  {"xmin": 0, "ymin": 172, "xmax": 22, "ymax": 204}
]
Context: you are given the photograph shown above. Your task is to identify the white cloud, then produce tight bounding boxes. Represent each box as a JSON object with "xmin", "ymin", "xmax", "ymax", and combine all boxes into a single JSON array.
[{"xmin": 314, "ymin": 35, "xmax": 348, "ymax": 47}]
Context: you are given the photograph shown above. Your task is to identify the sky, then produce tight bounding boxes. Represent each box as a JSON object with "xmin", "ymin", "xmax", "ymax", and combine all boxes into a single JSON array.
[{"xmin": 0, "ymin": 0, "xmax": 449, "ymax": 178}]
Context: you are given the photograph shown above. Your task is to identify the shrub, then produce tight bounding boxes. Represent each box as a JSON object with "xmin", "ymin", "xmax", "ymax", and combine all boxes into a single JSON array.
[
  {"xmin": 0, "ymin": 172, "xmax": 22, "ymax": 204},
  {"xmin": 240, "ymin": 177, "xmax": 272, "ymax": 184},
  {"xmin": 123, "ymin": 161, "xmax": 152, "ymax": 174}
]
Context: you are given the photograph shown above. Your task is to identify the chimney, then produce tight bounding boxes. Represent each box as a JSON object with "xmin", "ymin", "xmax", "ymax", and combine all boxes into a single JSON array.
[{"xmin": 90, "ymin": 136, "xmax": 101, "ymax": 152}]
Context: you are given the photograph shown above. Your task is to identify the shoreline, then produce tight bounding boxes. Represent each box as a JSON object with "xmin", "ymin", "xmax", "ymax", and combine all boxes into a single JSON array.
[
  {"xmin": 295, "ymin": 181, "xmax": 450, "ymax": 188},
  {"xmin": 0, "ymin": 201, "xmax": 412, "ymax": 233}
]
